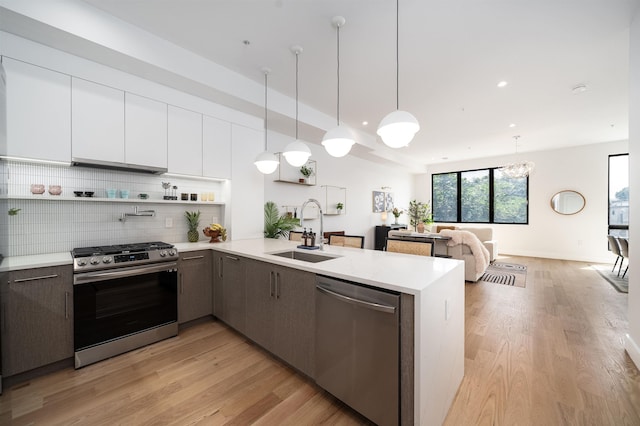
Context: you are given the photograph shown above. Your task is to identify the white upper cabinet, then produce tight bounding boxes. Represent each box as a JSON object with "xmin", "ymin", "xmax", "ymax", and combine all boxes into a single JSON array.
[
  {"xmin": 71, "ymin": 77, "xmax": 125, "ymax": 163},
  {"xmin": 203, "ymin": 115, "xmax": 231, "ymax": 179},
  {"xmin": 125, "ymin": 93, "xmax": 167, "ymax": 169},
  {"xmin": 168, "ymin": 105, "xmax": 203, "ymax": 175},
  {"xmin": 4, "ymin": 57, "xmax": 71, "ymax": 162}
]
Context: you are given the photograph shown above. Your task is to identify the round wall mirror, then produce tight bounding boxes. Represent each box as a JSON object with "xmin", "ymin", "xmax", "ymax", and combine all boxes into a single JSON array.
[{"xmin": 550, "ymin": 190, "xmax": 586, "ymax": 215}]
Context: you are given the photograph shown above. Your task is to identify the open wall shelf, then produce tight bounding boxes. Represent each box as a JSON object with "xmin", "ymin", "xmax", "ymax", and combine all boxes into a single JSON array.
[{"xmin": 273, "ymin": 154, "xmax": 316, "ymax": 186}]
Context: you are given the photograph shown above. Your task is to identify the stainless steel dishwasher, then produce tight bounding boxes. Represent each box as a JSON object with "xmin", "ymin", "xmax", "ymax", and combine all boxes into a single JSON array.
[{"xmin": 315, "ymin": 275, "xmax": 400, "ymax": 426}]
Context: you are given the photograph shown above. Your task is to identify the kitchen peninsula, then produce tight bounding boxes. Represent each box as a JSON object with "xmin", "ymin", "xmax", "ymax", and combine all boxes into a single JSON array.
[
  {"xmin": 192, "ymin": 238, "xmax": 465, "ymax": 426},
  {"xmin": 1, "ymin": 239, "xmax": 464, "ymax": 426}
]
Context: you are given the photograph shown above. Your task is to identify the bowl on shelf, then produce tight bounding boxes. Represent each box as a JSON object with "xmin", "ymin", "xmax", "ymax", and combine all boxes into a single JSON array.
[
  {"xmin": 74, "ymin": 191, "xmax": 84, "ymax": 197},
  {"xmin": 84, "ymin": 191, "xmax": 94, "ymax": 197},
  {"xmin": 48, "ymin": 185, "xmax": 62, "ymax": 195},
  {"xmin": 138, "ymin": 193, "xmax": 149, "ymax": 199},
  {"xmin": 30, "ymin": 184, "xmax": 45, "ymax": 195}
]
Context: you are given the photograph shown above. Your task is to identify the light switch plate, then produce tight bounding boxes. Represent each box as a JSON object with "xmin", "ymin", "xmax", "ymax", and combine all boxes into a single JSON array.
[{"xmin": 165, "ymin": 217, "xmax": 173, "ymax": 228}]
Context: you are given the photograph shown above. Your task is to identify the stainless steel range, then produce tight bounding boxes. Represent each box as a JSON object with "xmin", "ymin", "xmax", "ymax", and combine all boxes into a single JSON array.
[{"xmin": 72, "ymin": 241, "xmax": 179, "ymax": 368}]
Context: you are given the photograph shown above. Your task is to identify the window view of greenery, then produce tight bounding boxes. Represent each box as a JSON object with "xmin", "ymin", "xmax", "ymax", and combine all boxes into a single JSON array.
[
  {"xmin": 432, "ymin": 168, "xmax": 529, "ymax": 224},
  {"xmin": 461, "ymin": 170, "xmax": 489, "ymax": 222},
  {"xmin": 609, "ymin": 154, "xmax": 629, "ymax": 238},
  {"xmin": 494, "ymin": 169, "xmax": 528, "ymax": 223},
  {"xmin": 432, "ymin": 173, "xmax": 457, "ymax": 222}
]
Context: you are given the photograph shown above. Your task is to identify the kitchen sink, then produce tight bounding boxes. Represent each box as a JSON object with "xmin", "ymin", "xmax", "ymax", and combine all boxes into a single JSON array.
[{"xmin": 269, "ymin": 250, "xmax": 340, "ymax": 263}]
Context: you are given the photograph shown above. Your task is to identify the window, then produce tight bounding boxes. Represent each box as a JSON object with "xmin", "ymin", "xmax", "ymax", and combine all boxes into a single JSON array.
[
  {"xmin": 432, "ymin": 168, "xmax": 528, "ymax": 224},
  {"xmin": 608, "ymin": 154, "xmax": 628, "ymax": 237}
]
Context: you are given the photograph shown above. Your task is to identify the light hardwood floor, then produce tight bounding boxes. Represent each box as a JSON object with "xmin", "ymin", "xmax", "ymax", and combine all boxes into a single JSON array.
[{"xmin": 0, "ymin": 256, "xmax": 638, "ymax": 425}]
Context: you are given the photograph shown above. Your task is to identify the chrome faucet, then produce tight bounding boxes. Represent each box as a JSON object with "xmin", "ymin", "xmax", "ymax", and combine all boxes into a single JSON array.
[{"xmin": 300, "ymin": 198, "xmax": 324, "ymax": 250}]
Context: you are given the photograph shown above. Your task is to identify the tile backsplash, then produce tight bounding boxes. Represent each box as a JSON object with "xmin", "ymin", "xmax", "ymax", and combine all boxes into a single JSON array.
[{"xmin": 4, "ymin": 160, "xmax": 226, "ymax": 256}]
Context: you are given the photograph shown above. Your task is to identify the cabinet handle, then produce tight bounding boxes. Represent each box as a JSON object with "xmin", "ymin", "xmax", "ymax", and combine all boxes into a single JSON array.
[
  {"xmin": 225, "ymin": 256, "xmax": 239, "ymax": 261},
  {"xmin": 2, "ymin": 302, "xmax": 6, "ymax": 333},
  {"xmin": 275, "ymin": 272, "xmax": 281, "ymax": 300},
  {"xmin": 269, "ymin": 271, "xmax": 274, "ymax": 298},
  {"xmin": 182, "ymin": 255, "xmax": 204, "ymax": 261},
  {"xmin": 180, "ymin": 273, "xmax": 184, "ymax": 294},
  {"xmin": 219, "ymin": 257, "xmax": 223, "ymax": 278},
  {"xmin": 65, "ymin": 291, "xmax": 69, "ymax": 320},
  {"xmin": 13, "ymin": 274, "xmax": 58, "ymax": 283}
]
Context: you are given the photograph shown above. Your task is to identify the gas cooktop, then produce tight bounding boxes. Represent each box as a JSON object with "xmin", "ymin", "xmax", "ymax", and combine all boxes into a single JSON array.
[
  {"xmin": 72, "ymin": 241, "xmax": 174, "ymax": 258},
  {"xmin": 72, "ymin": 241, "xmax": 177, "ymax": 272}
]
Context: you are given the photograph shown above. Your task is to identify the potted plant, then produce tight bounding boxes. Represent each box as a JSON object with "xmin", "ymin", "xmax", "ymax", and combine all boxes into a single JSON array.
[
  {"xmin": 299, "ymin": 164, "xmax": 314, "ymax": 183},
  {"xmin": 336, "ymin": 202, "xmax": 344, "ymax": 213},
  {"xmin": 264, "ymin": 201, "xmax": 300, "ymax": 238},
  {"xmin": 392, "ymin": 207, "xmax": 403, "ymax": 224},
  {"xmin": 407, "ymin": 200, "xmax": 432, "ymax": 232}
]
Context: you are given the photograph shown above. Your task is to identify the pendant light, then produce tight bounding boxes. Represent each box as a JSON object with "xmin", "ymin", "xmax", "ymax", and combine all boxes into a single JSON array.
[
  {"xmin": 254, "ymin": 68, "xmax": 279, "ymax": 174},
  {"xmin": 282, "ymin": 46, "xmax": 312, "ymax": 167},
  {"xmin": 377, "ymin": 0, "xmax": 420, "ymax": 148},
  {"xmin": 322, "ymin": 16, "xmax": 355, "ymax": 158},
  {"xmin": 499, "ymin": 136, "xmax": 535, "ymax": 178}
]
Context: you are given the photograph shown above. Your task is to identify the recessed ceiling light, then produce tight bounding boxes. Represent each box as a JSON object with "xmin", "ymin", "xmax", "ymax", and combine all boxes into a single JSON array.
[
  {"xmin": 362, "ymin": 121, "xmax": 368, "ymax": 126},
  {"xmin": 509, "ymin": 123, "xmax": 516, "ymax": 128},
  {"xmin": 441, "ymin": 157, "xmax": 448, "ymax": 160},
  {"xmin": 497, "ymin": 81, "xmax": 508, "ymax": 88}
]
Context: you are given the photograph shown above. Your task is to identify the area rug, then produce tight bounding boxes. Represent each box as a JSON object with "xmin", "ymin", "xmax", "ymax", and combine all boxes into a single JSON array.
[
  {"xmin": 479, "ymin": 262, "xmax": 527, "ymax": 287},
  {"xmin": 591, "ymin": 264, "xmax": 628, "ymax": 293}
]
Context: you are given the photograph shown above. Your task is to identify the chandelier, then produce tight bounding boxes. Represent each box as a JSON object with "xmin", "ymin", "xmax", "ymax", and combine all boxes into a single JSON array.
[{"xmin": 499, "ymin": 136, "xmax": 534, "ymax": 178}]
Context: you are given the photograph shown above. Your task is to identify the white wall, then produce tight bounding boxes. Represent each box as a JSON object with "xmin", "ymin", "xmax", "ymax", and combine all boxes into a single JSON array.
[
  {"xmin": 415, "ymin": 140, "xmax": 628, "ymax": 263},
  {"xmin": 263, "ymin": 131, "xmax": 415, "ymax": 250},
  {"xmin": 625, "ymin": 5, "xmax": 640, "ymax": 370}
]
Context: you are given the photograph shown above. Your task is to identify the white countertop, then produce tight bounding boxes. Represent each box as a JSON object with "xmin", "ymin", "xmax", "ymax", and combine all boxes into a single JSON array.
[
  {"xmin": 0, "ymin": 252, "xmax": 73, "ymax": 272},
  {"xmin": 208, "ymin": 238, "xmax": 463, "ymax": 295},
  {"xmin": 0, "ymin": 239, "xmax": 464, "ymax": 294}
]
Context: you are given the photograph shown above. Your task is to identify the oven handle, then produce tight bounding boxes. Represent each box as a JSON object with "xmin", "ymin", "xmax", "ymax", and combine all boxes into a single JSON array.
[{"xmin": 74, "ymin": 262, "xmax": 178, "ymax": 285}]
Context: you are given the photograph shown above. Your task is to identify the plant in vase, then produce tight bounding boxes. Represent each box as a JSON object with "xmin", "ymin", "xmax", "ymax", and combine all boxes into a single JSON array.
[
  {"xmin": 336, "ymin": 202, "xmax": 344, "ymax": 213},
  {"xmin": 184, "ymin": 210, "xmax": 201, "ymax": 242},
  {"xmin": 392, "ymin": 207, "xmax": 403, "ymax": 224},
  {"xmin": 407, "ymin": 200, "xmax": 432, "ymax": 232},
  {"xmin": 264, "ymin": 201, "xmax": 300, "ymax": 239},
  {"xmin": 299, "ymin": 164, "xmax": 314, "ymax": 183}
]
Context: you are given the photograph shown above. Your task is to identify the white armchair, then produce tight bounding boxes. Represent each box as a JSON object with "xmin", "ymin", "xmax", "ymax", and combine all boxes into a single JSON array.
[{"xmin": 456, "ymin": 227, "xmax": 498, "ymax": 262}]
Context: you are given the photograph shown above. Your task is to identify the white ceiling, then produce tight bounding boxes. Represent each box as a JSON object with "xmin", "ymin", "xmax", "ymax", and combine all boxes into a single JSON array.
[{"xmin": 5, "ymin": 0, "xmax": 640, "ymax": 168}]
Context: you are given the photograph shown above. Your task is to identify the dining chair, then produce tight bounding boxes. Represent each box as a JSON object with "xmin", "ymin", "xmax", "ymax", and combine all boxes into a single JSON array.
[
  {"xmin": 386, "ymin": 239, "xmax": 432, "ymax": 256},
  {"xmin": 617, "ymin": 237, "xmax": 629, "ymax": 278},
  {"xmin": 608, "ymin": 235, "xmax": 623, "ymax": 273},
  {"xmin": 328, "ymin": 234, "xmax": 365, "ymax": 248}
]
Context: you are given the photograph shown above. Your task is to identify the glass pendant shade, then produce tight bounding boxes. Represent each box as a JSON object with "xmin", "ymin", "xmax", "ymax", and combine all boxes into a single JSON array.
[
  {"xmin": 322, "ymin": 125, "xmax": 355, "ymax": 158},
  {"xmin": 283, "ymin": 140, "xmax": 311, "ymax": 167},
  {"xmin": 377, "ymin": 110, "xmax": 420, "ymax": 148},
  {"xmin": 499, "ymin": 161, "xmax": 535, "ymax": 178},
  {"xmin": 254, "ymin": 151, "xmax": 279, "ymax": 174}
]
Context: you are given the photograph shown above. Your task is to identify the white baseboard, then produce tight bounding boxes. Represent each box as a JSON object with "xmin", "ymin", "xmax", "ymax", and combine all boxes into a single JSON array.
[{"xmin": 625, "ymin": 334, "xmax": 640, "ymax": 370}]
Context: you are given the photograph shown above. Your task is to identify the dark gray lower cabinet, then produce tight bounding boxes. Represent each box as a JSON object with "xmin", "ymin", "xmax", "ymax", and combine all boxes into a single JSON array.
[
  {"xmin": 245, "ymin": 259, "xmax": 315, "ymax": 377},
  {"xmin": 1, "ymin": 265, "xmax": 73, "ymax": 376},
  {"xmin": 212, "ymin": 251, "xmax": 315, "ymax": 377},
  {"xmin": 212, "ymin": 251, "xmax": 246, "ymax": 334},
  {"xmin": 178, "ymin": 250, "xmax": 213, "ymax": 324}
]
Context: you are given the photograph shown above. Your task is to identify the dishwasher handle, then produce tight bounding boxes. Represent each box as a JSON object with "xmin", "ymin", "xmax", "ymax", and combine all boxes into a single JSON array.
[{"xmin": 316, "ymin": 284, "xmax": 396, "ymax": 314}]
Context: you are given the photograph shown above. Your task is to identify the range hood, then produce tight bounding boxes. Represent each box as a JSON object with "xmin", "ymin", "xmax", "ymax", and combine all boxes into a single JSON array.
[{"xmin": 71, "ymin": 158, "xmax": 167, "ymax": 174}]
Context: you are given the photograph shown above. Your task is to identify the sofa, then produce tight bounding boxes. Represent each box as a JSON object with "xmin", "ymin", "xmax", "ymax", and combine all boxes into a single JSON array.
[
  {"xmin": 436, "ymin": 227, "xmax": 497, "ymax": 282},
  {"xmin": 456, "ymin": 227, "xmax": 498, "ymax": 262}
]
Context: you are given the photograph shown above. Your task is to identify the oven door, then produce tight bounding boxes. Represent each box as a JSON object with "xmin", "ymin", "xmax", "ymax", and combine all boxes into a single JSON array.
[{"xmin": 74, "ymin": 262, "xmax": 178, "ymax": 352}]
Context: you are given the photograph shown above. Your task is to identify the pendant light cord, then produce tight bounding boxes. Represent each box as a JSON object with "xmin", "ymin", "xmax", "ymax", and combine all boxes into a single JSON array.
[
  {"xmin": 295, "ymin": 51, "xmax": 299, "ymax": 140},
  {"xmin": 396, "ymin": 0, "xmax": 400, "ymax": 110},
  {"xmin": 336, "ymin": 23, "xmax": 341, "ymax": 126},
  {"xmin": 264, "ymin": 71, "xmax": 268, "ymax": 151}
]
